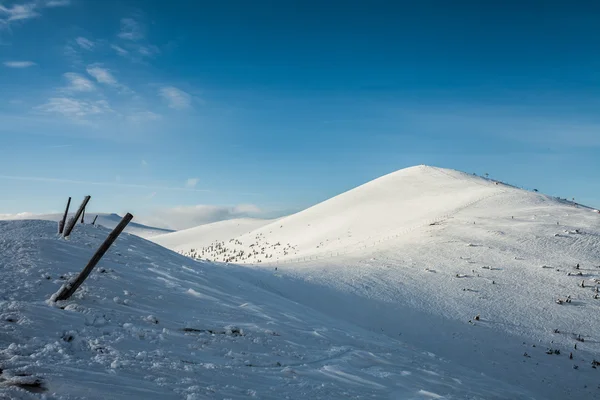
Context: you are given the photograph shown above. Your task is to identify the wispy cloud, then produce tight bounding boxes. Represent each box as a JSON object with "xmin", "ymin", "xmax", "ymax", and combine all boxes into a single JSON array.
[
  {"xmin": 138, "ymin": 45, "xmax": 160, "ymax": 57},
  {"xmin": 86, "ymin": 65, "xmax": 133, "ymax": 94},
  {"xmin": 111, "ymin": 44, "xmax": 128, "ymax": 57},
  {"xmin": 141, "ymin": 159, "xmax": 148, "ymax": 167},
  {"xmin": 86, "ymin": 66, "xmax": 117, "ymax": 85},
  {"xmin": 118, "ymin": 18, "xmax": 143, "ymax": 41},
  {"xmin": 63, "ymin": 72, "xmax": 96, "ymax": 92},
  {"xmin": 3, "ymin": 60, "xmax": 36, "ymax": 68},
  {"xmin": 45, "ymin": 0, "xmax": 70, "ymax": 6},
  {"xmin": 0, "ymin": 3, "xmax": 39, "ymax": 22},
  {"xmin": 75, "ymin": 36, "xmax": 94, "ymax": 50},
  {"xmin": 159, "ymin": 86, "xmax": 192, "ymax": 109},
  {"xmin": 185, "ymin": 178, "xmax": 199, "ymax": 188},
  {"xmin": 0, "ymin": 175, "xmax": 213, "ymax": 194},
  {"xmin": 37, "ymin": 97, "xmax": 112, "ymax": 118},
  {"xmin": 0, "ymin": 0, "xmax": 70, "ymax": 26}
]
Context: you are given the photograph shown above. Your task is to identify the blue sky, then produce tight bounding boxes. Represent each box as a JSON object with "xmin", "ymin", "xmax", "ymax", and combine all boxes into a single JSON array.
[{"xmin": 1, "ymin": 0, "xmax": 599, "ymax": 229}]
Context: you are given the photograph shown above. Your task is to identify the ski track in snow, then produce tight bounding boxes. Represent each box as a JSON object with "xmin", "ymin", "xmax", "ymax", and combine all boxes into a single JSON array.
[{"xmin": 2, "ymin": 165, "xmax": 600, "ymax": 399}]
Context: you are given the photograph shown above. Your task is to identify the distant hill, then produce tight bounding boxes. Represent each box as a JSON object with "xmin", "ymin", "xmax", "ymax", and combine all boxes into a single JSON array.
[{"xmin": 0, "ymin": 212, "xmax": 173, "ymax": 238}]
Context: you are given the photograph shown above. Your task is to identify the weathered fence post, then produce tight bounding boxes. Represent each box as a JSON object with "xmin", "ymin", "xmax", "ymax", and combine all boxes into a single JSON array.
[
  {"xmin": 63, "ymin": 196, "xmax": 91, "ymax": 238},
  {"xmin": 58, "ymin": 197, "xmax": 71, "ymax": 234},
  {"xmin": 53, "ymin": 213, "xmax": 133, "ymax": 301},
  {"xmin": 92, "ymin": 215, "xmax": 98, "ymax": 226}
]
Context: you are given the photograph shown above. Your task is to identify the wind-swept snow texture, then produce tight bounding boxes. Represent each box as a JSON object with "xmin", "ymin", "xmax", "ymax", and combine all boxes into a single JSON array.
[
  {"xmin": 0, "ymin": 219, "xmax": 547, "ymax": 400},
  {"xmin": 0, "ymin": 213, "xmax": 172, "ymax": 239}
]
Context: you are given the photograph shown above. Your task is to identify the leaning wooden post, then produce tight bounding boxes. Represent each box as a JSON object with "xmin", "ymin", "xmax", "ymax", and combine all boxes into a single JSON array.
[
  {"xmin": 92, "ymin": 215, "xmax": 98, "ymax": 226},
  {"xmin": 58, "ymin": 197, "xmax": 71, "ymax": 234},
  {"xmin": 81, "ymin": 208, "xmax": 85, "ymax": 224},
  {"xmin": 63, "ymin": 195, "xmax": 91, "ymax": 238},
  {"xmin": 53, "ymin": 213, "xmax": 133, "ymax": 302}
]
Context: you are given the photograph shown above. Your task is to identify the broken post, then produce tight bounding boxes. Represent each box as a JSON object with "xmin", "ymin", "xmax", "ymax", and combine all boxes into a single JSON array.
[
  {"xmin": 53, "ymin": 213, "xmax": 133, "ymax": 301},
  {"xmin": 58, "ymin": 197, "xmax": 71, "ymax": 234},
  {"xmin": 63, "ymin": 196, "xmax": 91, "ymax": 238},
  {"xmin": 92, "ymin": 215, "xmax": 98, "ymax": 226}
]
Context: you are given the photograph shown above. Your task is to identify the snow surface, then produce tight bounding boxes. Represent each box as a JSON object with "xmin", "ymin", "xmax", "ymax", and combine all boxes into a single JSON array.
[
  {"xmin": 0, "ymin": 219, "xmax": 541, "ymax": 400},
  {"xmin": 0, "ymin": 213, "xmax": 173, "ymax": 239},
  {"xmin": 152, "ymin": 218, "xmax": 275, "ymax": 252},
  {"xmin": 2, "ymin": 165, "xmax": 600, "ymax": 399}
]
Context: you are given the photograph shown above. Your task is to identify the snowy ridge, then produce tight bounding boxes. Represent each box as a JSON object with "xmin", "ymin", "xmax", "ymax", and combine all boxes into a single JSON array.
[
  {"xmin": 272, "ymin": 188, "xmax": 507, "ymax": 264},
  {"xmin": 0, "ymin": 212, "xmax": 173, "ymax": 239},
  {"xmin": 0, "ymin": 219, "xmax": 551, "ymax": 399}
]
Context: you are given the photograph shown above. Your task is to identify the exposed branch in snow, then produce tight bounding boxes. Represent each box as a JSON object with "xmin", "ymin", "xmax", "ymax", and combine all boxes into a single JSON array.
[
  {"xmin": 53, "ymin": 213, "xmax": 133, "ymax": 301},
  {"xmin": 58, "ymin": 196, "xmax": 71, "ymax": 235},
  {"xmin": 63, "ymin": 195, "xmax": 91, "ymax": 237}
]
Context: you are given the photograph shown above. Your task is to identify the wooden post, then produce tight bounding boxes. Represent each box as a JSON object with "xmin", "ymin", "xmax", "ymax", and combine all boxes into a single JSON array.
[
  {"xmin": 53, "ymin": 213, "xmax": 133, "ymax": 301},
  {"xmin": 81, "ymin": 208, "xmax": 85, "ymax": 224},
  {"xmin": 92, "ymin": 215, "xmax": 98, "ymax": 226},
  {"xmin": 63, "ymin": 196, "xmax": 91, "ymax": 238},
  {"xmin": 58, "ymin": 197, "xmax": 71, "ymax": 234}
]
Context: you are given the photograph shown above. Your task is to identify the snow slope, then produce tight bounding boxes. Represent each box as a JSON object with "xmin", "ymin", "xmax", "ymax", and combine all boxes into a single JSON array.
[
  {"xmin": 0, "ymin": 213, "xmax": 173, "ymax": 239},
  {"xmin": 152, "ymin": 218, "xmax": 274, "ymax": 252},
  {"xmin": 148, "ymin": 165, "xmax": 600, "ymax": 399},
  {"xmin": 154, "ymin": 166, "xmax": 507, "ymax": 262},
  {"xmin": 0, "ymin": 219, "xmax": 544, "ymax": 400},
  {"xmin": 3, "ymin": 165, "xmax": 600, "ymax": 399}
]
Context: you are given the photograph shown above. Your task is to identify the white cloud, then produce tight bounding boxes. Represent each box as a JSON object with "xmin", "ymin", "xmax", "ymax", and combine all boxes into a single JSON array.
[
  {"xmin": 86, "ymin": 66, "xmax": 117, "ymax": 85},
  {"xmin": 185, "ymin": 178, "xmax": 199, "ymax": 188},
  {"xmin": 111, "ymin": 44, "xmax": 129, "ymax": 56},
  {"xmin": 0, "ymin": 212, "xmax": 36, "ymax": 220},
  {"xmin": 0, "ymin": 3, "xmax": 39, "ymax": 21},
  {"xmin": 45, "ymin": 0, "xmax": 71, "ymax": 7},
  {"xmin": 63, "ymin": 72, "xmax": 96, "ymax": 92},
  {"xmin": 138, "ymin": 45, "xmax": 160, "ymax": 57},
  {"xmin": 159, "ymin": 86, "xmax": 192, "ymax": 109},
  {"xmin": 86, "ymin": 65, "xmax": 133, "ymax": 94},
  {"xmin": 0, "ymin": 0, "xmax": 70, "ymax": 26},
  {"xmin": 139, "ymin": 204, "xmax": 264, "ymax": 230},
  {"xmin": 3, "ymin": 61, "xmax": 36, "ymax": 68},
  {"xmin": 37, "ymin": 97, "xmax": 112, "ymax": 118},
  {"xmin": 0, "ymin": 175, "xmax": 214, "ymax": 194},
  {"xmin": 75, "ymin": 37, "xmax": 94, "ymax": 50},
  {"xmin": 118, "ymin": 18, "xmax": 143, "ymax": 41}
]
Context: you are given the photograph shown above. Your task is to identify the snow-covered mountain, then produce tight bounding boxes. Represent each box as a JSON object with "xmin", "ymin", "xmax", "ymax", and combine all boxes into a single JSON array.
[
  {"xmin": 153, "ymin": 165, "xmax": 598, "ymax": 264},
  {"xmin": 2, "ymin": 165, "xmax": 600, "ymax": 399},
  {"xmin": 0, "ymin": 212, "xmax": 173, "ymax": 239}
]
